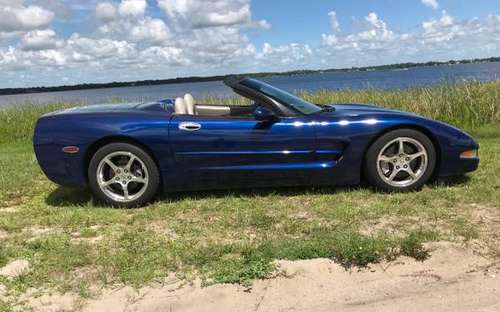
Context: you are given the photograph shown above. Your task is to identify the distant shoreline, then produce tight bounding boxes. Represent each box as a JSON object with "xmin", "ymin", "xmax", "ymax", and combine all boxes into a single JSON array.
[{"xmin": 1, "ymin": 57, "xmax": 499, "ymax": 96}]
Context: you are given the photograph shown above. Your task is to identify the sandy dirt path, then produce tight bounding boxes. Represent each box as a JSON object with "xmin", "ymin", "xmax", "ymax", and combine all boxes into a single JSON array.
[{"xmin": 30, "ymin": 242, "xmax": 499, "ymax": 312}]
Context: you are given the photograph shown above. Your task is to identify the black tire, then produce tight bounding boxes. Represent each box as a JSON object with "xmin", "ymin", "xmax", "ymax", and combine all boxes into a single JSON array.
[
  {"xmin": 88, "ymin": 143, "xmax": 160, "ymax": 208},
  {"xmin": 364, "ymin": 129, "xmax": 436, "ymax": 192}
]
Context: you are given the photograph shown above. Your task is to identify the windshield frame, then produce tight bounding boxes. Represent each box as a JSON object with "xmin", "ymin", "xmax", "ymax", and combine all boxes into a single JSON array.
[{"xmin": 239, "ymin": 79, "xmax": 323, "ymax": 115}]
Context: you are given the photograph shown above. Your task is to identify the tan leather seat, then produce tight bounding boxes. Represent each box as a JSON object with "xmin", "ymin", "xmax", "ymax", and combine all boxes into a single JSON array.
[
  {"xmin": 184, "ymin": 93, "xmax": 196, "ymax": 115},
  {"xmin": 174, "ymin": 97, "xmax": 187, "ymax": 114}
]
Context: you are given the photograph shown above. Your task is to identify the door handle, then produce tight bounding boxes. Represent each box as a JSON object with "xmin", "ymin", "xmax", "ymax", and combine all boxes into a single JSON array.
[{"xmin": 179, "ymin": 122, "xmax": 202, "ymax": 131}]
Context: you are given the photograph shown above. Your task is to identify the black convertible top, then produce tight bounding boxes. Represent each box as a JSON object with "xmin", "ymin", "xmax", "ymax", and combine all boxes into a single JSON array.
[{"xmin": 223, "ymin": 75, "xmax": 249, "ymax": 88}]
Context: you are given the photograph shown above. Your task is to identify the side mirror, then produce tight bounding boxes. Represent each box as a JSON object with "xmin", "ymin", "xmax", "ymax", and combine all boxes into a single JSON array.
[{"xmin": 253, "ymin": 106, "xmax": 279, "ymax": 123}]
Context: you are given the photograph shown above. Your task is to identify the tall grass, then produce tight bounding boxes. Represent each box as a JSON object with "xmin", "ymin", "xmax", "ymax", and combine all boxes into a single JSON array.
[
  {"xmin": 1, "ymin": 81, "xmax": 499, "ymax": 145},
  {"xmin": 0, "ymin": 102, "xmax": 75, "ymax": 144}
]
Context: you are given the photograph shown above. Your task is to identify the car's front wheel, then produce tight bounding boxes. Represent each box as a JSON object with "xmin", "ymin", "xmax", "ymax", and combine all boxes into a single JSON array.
[
  {"xmin": 88, "ymin": 143, "xmax": 160, "ymax": 207},
  {"xmin": 364, "ymin": 129, "xmax": 436, "ymax": 192}
]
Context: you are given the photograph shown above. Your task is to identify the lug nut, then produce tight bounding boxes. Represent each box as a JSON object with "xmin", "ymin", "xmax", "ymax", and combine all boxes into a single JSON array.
[
  {"xmin": 406, "ymin": 157, "xmax": 410, "ymax": 161},
  {"xmin": 404, "ymin": 165, "xmax": 408, "ymax": 168},
  {"xmin": 396, "ymin": 166, "xmax": 400, "ymax": 169}
]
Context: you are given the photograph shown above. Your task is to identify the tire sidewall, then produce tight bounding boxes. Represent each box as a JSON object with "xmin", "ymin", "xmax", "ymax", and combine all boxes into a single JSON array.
[
  {"xmin": 88, "ymin": 143, "xmax": 160, "ymax": 207},
  {"xmin": 365, "ymin": 129, "xmax": 436, "ymax": 192}
]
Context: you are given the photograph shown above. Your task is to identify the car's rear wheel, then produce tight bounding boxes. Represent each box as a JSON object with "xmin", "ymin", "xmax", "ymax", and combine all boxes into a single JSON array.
[
  {"xmin": 365, "ymin": 129, "xmax": 436, "ymax": 192},
  {"xmin": 88, "ymin": 143, "xmax": 160, "ymax": 207}
]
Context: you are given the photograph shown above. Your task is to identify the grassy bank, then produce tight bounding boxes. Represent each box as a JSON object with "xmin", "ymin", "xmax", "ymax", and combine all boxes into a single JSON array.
[{"xmin": 0, "ymin": 82, "xmax": 500, "ymax": 310}]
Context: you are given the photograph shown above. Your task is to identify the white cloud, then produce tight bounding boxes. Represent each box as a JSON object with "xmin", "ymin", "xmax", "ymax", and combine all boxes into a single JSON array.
[
  {"xmin": 20, "ymin": 29, "xmax": 58, "ymax": 51},
  {"xmin": 362, "ymin": 12, "xmax": 396, "ymax": 41},
  {"xmin": 320, "ymin": 10, "xmax": 500, "ymax": 68},
  {"xmin": 140, "ymin": 46, "xmax": 187, "ymax": 66},
  {"xmin": 255, "ymin": 42, "xmax": 313, "ymax": 71},
  {"xmin": 321, "ymin": 34, "xmax": 338, "ymax": 46},
  {"xmin": 328, "ymin": 11, "xmax": 340, "ymax": 33},
  {"xmin": 322, "ymin": 12, "xmax": 400, "ymax": 54},
  {"xmin": 157, "ymin": 0, "xmax": 253, "ymax": 28},
  {"xmin": 95, "ymin": 1, "xmax": 172, "ymax": 47},
  {"xmin": 96, "ymin": 2, "xmax": 117, "ymax": 22},
  {"xmin": 37, "ymin": 49, "xmax": 67, "ymax": 66},
  {"xmin": 0, "ymin": 4, "xmax": 54, "ymax": 33},
  {"xmin": 423, "ymin": 10, "xmax": 454, "ymax": 34},
  {"xmin": 422, "ymin": 0, "xmax": 439, "ymax": 10},
  {"xmin": 253, "ymin": 19, "xmax": 271, "ymax": 30},
  {"xmin": 0, "ymin": 0, "xmax": 272, "ymax": 86},
  {"xmin": 98, "ymin": 17, "xmax": 173, "ymax": 46},
  {"xmin": 66, "ymin": 34, "xmax": 138, "ymax": 62},
  {"xmin": 182, "ymin": 26, "xmax": 255, "ymax": 65},
  {"xmin": 0, "ymin": 47, "xmax": 20, "ymax": 68},
  {"xmin": 30, "ymin": 0, "xmax": 72, "ymax": 20},
  {"xmin": 129, "ymin": 18, "xmax": 172, "ymax": 44},
  {"xmin": 118, "ymin": 0, "xmax": 146, "ymax": 18}
]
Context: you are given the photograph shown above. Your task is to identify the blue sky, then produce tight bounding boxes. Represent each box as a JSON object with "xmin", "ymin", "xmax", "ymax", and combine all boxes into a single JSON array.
[
  {"xmin": 250, "ymin": 0, "xmax": 500, "ymax": 45},
  {"xmin": 1, "ymin": 0, "xmax": 500, "ymax": 88}
]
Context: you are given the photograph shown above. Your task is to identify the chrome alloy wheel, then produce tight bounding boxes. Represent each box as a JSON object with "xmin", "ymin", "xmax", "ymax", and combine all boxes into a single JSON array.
[
  {"xmin": 96, "ymin": 151, "xmax": 149, "ymax": 203},
  {"xmin": 376, "ymin": 137, "xmax": 428, "ymax": 188}
]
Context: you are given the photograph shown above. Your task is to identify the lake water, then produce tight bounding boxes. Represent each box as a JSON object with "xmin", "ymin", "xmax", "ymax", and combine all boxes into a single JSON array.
[{"xmin": 1, "ymin": 62, "xmax": 500, "ymax": 107}]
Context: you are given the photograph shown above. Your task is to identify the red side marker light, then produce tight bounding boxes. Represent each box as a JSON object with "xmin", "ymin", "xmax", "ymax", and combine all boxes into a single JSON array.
[{"xmin": 62, "ymin": 146, "xmax": 80, "ymax": 154}]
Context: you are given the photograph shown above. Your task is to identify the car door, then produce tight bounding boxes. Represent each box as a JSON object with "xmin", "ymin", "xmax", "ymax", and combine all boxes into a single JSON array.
[{"xmin": 168, "ymin": 114, "xmax": 317, "ymax": 190}]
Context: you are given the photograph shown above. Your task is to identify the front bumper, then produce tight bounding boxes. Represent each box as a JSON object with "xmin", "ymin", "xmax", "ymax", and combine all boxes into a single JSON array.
[
  {"xmin": 439, "ymin": 147, "xmax": 480, "ymax": 177},
  {"xmin": 457, "ymin": 157, "xmax": 480, "ymax": 174}
]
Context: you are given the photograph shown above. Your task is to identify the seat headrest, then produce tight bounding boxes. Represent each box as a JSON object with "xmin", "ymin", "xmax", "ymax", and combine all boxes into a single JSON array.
[
  {"xmin": 184, "ymin": 93, "xmax": 195, "ymax": 115},
  {"xmin": 174, "ymin": 97, "xmax": 187, "ymax": 114}
]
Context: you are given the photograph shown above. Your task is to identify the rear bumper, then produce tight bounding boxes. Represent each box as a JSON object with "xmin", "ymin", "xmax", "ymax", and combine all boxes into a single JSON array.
[
  {"xmin": 33, "ymin": 118, "xmax": 88, "ymax": 188},
  {"xmin": 34, "ymin": 141, "xmax": 88, "ymax": 187}
]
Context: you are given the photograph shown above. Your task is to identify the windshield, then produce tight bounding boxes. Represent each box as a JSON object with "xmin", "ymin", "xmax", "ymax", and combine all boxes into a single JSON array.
[{"xmin": 240, "ymin": 79, "xmax": 322, "ymax": 115}]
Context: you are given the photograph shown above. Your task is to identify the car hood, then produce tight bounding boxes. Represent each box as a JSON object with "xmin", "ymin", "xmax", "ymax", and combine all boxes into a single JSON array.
[{"xmin": 317, "ymin": 103, "xmax": 419, "ymax": 118}]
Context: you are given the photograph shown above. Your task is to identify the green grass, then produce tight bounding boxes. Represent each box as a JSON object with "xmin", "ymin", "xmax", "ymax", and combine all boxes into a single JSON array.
[
  {"xmin": 0, "ymin": 82, "xmax": 500, "ymax": 310},
  {"xmin": 0, "ymin": 103, "xmax": 75, "ymax": 144}
]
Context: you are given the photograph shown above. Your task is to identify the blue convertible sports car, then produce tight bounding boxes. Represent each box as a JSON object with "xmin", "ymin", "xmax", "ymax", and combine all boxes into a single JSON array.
[{"xmin": 34, "ymin": 77, "xmax": 479, "ymax": 207}]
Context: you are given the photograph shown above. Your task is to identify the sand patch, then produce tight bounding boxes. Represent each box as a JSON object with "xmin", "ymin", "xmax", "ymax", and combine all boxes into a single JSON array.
[
  {"xmin": 458, "ymin": 204, "xmax": 500, "ymax": 254},
  {"xmin": 70, "ymin": 236, "xmax": 104, "ymax": 244},
  {"xmin": 23, "ymin": 226, "xmax": 59, "ymax": 242},
  {"xmin": 0, "ymin": 230, "xmax": 8, "ymax": 240},
  {"xmin": 18, "ymin": 241, "xmax": 498, "ymax": 312},
  {"xmin": 0, "ymin": 207, "xmax": 19, "ymax": 213},
  {"xmin": 145, "ymin": 220, "xmax": 179, "ymax": 239},
  {"xmin": 0, "ymin": 259, "xmax": 30, "ymax": 278},
  {"xmin": 29, "ymin": 292, "xmax": 76, "ymax": 312}
]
